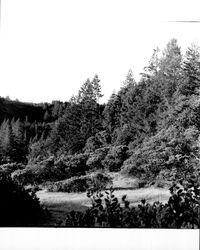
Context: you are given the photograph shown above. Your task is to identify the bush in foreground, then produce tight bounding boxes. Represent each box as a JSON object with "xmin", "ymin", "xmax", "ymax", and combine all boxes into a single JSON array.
[
  {"xmin": 62, "ymin": 178, "xmax": 200, "ymax": 228},
  {"xmin": 0, "ymin": 173, "xmax": 46, "ymax": 226}
]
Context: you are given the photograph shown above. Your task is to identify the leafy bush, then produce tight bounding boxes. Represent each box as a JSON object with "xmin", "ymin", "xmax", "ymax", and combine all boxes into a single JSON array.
[
  {"xmin": 28, "ymin": 140, "xmax": 51, "ymax": 163},
  {"xmin": 0, "ymin": 162, "xmax": 25, "ymax": 175},
  {"xmin": 84, "ymin": 131, "xmax": 111, "ymax": 152},
  {"xmin": 12, "ymin": 153, "xmax": 90, "ymax": 185},
  {"xmin": 47, "ymin": 175, "xmax": 89, "ymax": 192},
  {"xmin": 102, "ymin": 145, "xmax": 129, "ymax": 172},
  {"xmin": 47, "ymin": 172, "xmax": 112, "ymax": 193},
  {"xmin": 86, "ymin": 147, "xmax": 109, "ymax": 170},
  {"xmin": 59, "ymin": 153, "xmax": 89, "ymax": 177},
  {"xmin": 87, "ymin": 172, "xmax": 112, "ymax": 192},
  {"xmin": 12, "ymin": 156, "xmax": 67, "ymax": 185},
  {"xmin": 62, "ymin": 179, "xmax": 200, "ymax": 228},
  {"xmin": 0, "ymin": 173, "xmax": 46, "ymax": 226}
]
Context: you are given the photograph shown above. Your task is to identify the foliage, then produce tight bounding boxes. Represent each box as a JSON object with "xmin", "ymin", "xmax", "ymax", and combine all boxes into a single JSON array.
[
  {"xmin": 27, "ymin": 139, "xmax": 52, "ymax": 162},
  {"xmin": 86, "ymin": 147, "xmax": 109, "ymax": 170},
  {"xmin": 47, "ymin": 172, "xmax": 112, "ymax": 193},
  {"xmin": 102, "ymin": 145, "xmax": 129, "ymax": 172},
  {"xmin": 0, "ymin": 162, "xmax": 25, "ymax": 175},
  {"xmin": 103, "ymin": 92, "xmax": 122, "ymax": 134},
  {"xmin": 59, "ymin": 153, "xmax": 90, "ymax": 177},
  {"xmin": 0, "ymin": 119, "xmax": 28, "ymax": 163},
  {"xmin": 122, "ymin": 123, "xmax": 200, "ymax": 182},
  {"xmin": 47, "ymin": 76, "xmax": 104, "ymax": 155},
  {"xmin": 87, "ymin": 172, "xmax": 113, "ymax": 192},
  {"xmin": 84, "ymin": 131, "xmax": 111, "ymax": 152},
  {"xmin": 12, "ymin": 153, "xmax": 90, "ymax": 185},
  {"xmin": 12, "ymin": 156, "xmax": 66, "ymax": 185},
  {"xmin": 0, "ymin": 173, "xmax": 46, "ymax": 226},
  {"xmin": 47, "ymin": 175, "xmax": 89, "ymax": 192}
]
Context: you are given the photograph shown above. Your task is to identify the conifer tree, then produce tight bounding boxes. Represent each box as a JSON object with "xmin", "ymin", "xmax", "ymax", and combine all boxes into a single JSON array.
[
  {"xmin": 48, "ymin": 75, "xmax": 104, "ymax": 154},
  {"xmin": 180, "ymin": 44, "xmax": 200, "ymax": 96},
  {"xmin": 11, "ymin": 119, "xmax": 28, "ymax": 162},
  {"xmin": 0, "ymin": 120, "xmax": 13, "ymax": 162}
]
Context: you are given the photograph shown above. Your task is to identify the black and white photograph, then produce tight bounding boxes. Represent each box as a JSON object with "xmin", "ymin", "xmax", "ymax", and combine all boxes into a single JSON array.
[{"xmin": 0, "ymin": 0, "xmax": 199, "ymax": 249}]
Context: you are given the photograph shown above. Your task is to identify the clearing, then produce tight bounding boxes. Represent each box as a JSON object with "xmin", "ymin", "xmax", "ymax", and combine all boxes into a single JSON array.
[{"xmin": 36, "ymin": 174, "xmax": 170, "ymax": 226}]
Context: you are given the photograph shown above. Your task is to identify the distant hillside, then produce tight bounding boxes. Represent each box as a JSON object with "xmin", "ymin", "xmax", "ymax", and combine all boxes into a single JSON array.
[
  {"xmin": 0, "ymin": 97, "xmax": 46, "ymax": 123},
  {"xmin": 0, "ymin": 97, "xmax": 68, "ymax": 123}
]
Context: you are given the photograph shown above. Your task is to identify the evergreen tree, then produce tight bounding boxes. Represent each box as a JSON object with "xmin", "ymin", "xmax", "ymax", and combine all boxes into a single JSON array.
[
  {"xmin": 158, "ymin": 39, "xmax": 182, "ymax": 101},
  {"xmin": 48, "ymin": 76, "xmax": 104, "ymax": 155},
  {"xmin": 0, "ymin": 120, "xmax": 13, "ymax": 163},
  {"xmin": 180, "ymin": 44, "xmax": 200, "ymax": 96},
  {"xmin": 103, "ymin": 92, "xmax": 122, "ymax": 134},
  {"xmin": 77, "ymin": 75, "xmax": 103, "ymax": 103},
  {"xmin": 123, "ymin": 69, "xmax": 136, "ymax": 87},
  {"xmin": 11, "ymin": 119, "xmax": 28, "ymax": 162}
]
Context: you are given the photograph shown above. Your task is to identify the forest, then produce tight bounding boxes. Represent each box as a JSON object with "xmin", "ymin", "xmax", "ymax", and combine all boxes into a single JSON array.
[{"xmin": 0, "ymin": 39, "xmax": 199, "ymax": 227}]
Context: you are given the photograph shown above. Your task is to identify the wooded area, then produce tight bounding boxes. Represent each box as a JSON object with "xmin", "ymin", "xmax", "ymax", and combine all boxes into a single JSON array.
[{"xmin": 0, "ymin": 39, "xmax": 199, "ymax": 227}]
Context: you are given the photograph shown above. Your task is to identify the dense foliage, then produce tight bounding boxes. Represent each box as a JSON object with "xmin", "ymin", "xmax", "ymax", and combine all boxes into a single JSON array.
[{"xmin": 46, "ymin": 172, "xmax": 112, "ymax": 193}]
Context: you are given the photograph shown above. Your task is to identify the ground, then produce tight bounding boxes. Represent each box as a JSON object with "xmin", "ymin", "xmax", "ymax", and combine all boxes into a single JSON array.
[{"xmin": 36, "ymin": 173, "xmax": 171, "ymax": 226}]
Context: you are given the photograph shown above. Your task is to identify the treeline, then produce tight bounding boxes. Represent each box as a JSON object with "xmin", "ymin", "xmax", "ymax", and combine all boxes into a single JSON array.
[
  {"xmin": 0, "ymin": 100, "xmax": 68, "ymax": 164},
  {"xmin": 0, "ymin": 97, "xmax": 68, "ymax": 123},
  {"xmin": 1, "ymin": 39, "xmax": 200, "ymax": 186}
]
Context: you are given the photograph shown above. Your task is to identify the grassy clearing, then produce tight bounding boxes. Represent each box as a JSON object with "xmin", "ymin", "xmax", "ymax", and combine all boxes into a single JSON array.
[
  {"xmin": 36, "ymin": 186, "xmax": 170, "ymax": 226},
  {"xmin": 36, "ymin": 173, "xmax": 170, "ymax": 226}
]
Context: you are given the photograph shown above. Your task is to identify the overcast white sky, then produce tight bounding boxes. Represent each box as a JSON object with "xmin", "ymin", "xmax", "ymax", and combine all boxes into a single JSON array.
[{"xmin": 0, "ymin": 0, "xmax": 200, "ymax": 103}]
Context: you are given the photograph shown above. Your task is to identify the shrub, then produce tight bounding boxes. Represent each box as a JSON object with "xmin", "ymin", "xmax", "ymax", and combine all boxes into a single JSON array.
[
  {"xmin": 154, "ymin": 168, "xmax": 178, "ymax": 188},
  {"xmin": 60, "ymin": 153, "xmax": 89, "ymax": 177},
  {"xmin": 12, "ymin": 168, "xmax": 35, "ymax": 185},
  {"xmin": 47, "ymin": 172, "xmax": 112, "ymax": 193},
  {"xmin": 0, "ymin": 173, "xmax": 46, "ymax": 226},
  {"xmin": 0, "ymin": 162, "xmax": 25, "ymax": 175},
  {"xmin": 84, "ymin": 131, "xmax": 111, "ymax": 152},
  {"xmin": 102, "ymin": 145, "xmax": 128, "ymax": 172},
  {"xmin": 86, "ymin": 147, "xmax": 109, "ymax": 170},
  {"xmin": 28, "ymin": 140, "xmax": 51, "ymax": 163},
  {"xmin": 12, "ymin": 156, "xmax": 67, "ymax": 185},
  {"xmin": 12, "ymin": 153, "xmax": 90, "ymax": 185},
  {"xmin": 47, "ymin": 175, "xmax": 89, "ymax": 192},
  {"xmin": 87, "ymin": 172, "xmax": 112, "ymax": 192}
]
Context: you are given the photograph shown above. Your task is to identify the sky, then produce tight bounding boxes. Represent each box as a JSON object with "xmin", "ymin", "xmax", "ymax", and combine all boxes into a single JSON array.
[{"xmin": 0, "ymin": 0, "xmax": 200, "ymax": 104}]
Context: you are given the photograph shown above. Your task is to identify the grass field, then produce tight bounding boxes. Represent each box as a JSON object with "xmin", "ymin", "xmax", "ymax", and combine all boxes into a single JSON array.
[
  {"xmin": 36, "ymin": 173, "xmax": 171, "ymax": 226},
  {"xmin": 36, "ymin": 185, "xmax": 170, "ymax": 226}
]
